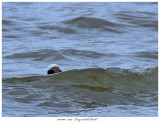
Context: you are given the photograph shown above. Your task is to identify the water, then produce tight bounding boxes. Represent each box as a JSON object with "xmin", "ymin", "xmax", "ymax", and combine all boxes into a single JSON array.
[{"xmin": 2, "ymin": 2, "xmax": 158, "ymax": 117}]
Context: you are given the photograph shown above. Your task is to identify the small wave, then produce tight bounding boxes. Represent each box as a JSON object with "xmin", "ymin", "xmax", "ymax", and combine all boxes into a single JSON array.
[
  {"xmin": 3, "ymin": 35, "xmax": 21, "ymax": 39},
  {"xmin": 132, "ymin": 51, "xmax": 158, "ymax": 59},
  {"xmin": 5, "ymin": 49, "xmax": 65, "ymax": 61},
  {"xmin": 114, "ymin": 11, "xmax": 158, "ymax": 30},
  {"xmin": 60, "ymin": 49, "xmax": 106, "ymax": 58},
  {"xmin": 23, "ymin": 18, "xmax": 38, "ymax": 22},
  {"xmin": 30, "ymin": 30, "xmax": 49, "ymax": 36},
  {"xmin": 2, "ymin": 19, "xmax": 15, "ymax": 26},
  {"xmin": 11, "ymin": 2, "xmax": 34, "ymax": 6},
  {"xmin": 63, "ymin": 16, "xmax": 124, "ymax": 33},
  {"xmin": 2, "ymin": 29, "xmax": 8, "ymax": 32},
  {"xmin": 4, "ymin": 48, "xmax": 119, "ymax": 61},
  {"xmin": 37, "ymin": 25, "xmax": 76, "ymax": 34}
]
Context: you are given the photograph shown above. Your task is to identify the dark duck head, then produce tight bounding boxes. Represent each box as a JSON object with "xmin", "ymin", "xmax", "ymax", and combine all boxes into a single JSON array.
[{"xmin": 47, "ymin": 64, "xmax": 62, "ymax": 74}]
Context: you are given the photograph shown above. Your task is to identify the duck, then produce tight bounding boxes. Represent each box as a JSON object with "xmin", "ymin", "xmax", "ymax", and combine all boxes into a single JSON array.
[{"xmin": 47, "ymin": 64, "xmax": 62, "ymax": 74}]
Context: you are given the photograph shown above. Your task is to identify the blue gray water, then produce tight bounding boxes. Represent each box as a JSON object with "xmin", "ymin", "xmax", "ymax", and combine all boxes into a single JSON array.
[{"xmin": 2, "ymin": 2, "xmax": 158, "ymax": 117}]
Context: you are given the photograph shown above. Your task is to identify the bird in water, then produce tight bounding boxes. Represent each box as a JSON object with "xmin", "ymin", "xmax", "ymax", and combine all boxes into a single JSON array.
[{"xmin": 47, "ymin": 64, "xmax": 62, "ymax": 74}]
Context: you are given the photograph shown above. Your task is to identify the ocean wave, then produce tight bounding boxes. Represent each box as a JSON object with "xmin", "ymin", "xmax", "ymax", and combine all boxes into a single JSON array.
[
  {"xmin": 4, "ymin": 48, "xmax": 120, "ymax": 61},
  {"xmin": 63, "ymin": 16, "xmax": 124, "ymax": 33},
  {"xmin": 60, "ymin": 49, "xmax": 107, "ymax": 58},
  {"xmin": 4, "ymin": 49, "xmax": 65, "ymax": 61},
  {"xmin": 114, "ymin": 11, "xmax": 158, "ymax": 30},
  {"xmin": 132, "ymin": 51, "xmax": 158, "ymax": 59},
  {"xmin": 37, "ymin": 25, "xmax": 76, "ymax": 34},
  {"xmin": 2, "ymin": 19, "xmax": 15, "ymax": 26},
  {"xmin": 3, "ymin": 67, "xmax": 157, "ymax": 95}
]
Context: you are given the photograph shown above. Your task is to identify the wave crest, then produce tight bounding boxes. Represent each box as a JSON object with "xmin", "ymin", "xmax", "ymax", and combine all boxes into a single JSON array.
[{"xmin": 3, "ymin": 67, "xmax": 158, "ymax": 106}]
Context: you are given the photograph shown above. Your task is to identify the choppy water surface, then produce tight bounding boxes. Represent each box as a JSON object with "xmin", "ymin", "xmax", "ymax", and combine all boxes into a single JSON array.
[{"xmin": 2, "ymin": 2, "xmax": 158, "ymax": 117}]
